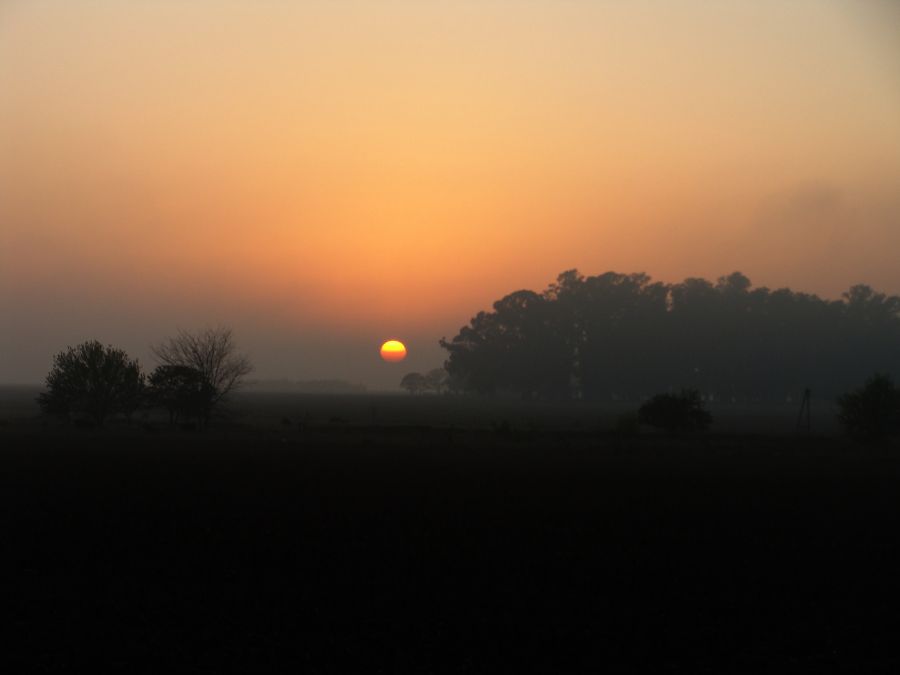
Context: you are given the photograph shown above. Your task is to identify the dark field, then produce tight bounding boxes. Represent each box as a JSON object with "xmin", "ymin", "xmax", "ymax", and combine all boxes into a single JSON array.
[{"xmin": 2, "ymin": 390, "xmax": 898, "ymax": 673}]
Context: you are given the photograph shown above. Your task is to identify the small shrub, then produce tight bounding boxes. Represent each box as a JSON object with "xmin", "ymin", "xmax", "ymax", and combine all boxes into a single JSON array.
[
  {"xmin": 837, "ymin": 374, "xmax": 900, "ymax": 440},
  {"xmin": 638, "ymin": 390, "xmax": 712, "ymax": 433}
]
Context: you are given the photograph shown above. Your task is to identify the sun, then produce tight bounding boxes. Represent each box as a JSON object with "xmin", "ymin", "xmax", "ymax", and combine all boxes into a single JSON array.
[{"xmin": 380, "ymin": 339, "xmax": 407, "ymax": 362}]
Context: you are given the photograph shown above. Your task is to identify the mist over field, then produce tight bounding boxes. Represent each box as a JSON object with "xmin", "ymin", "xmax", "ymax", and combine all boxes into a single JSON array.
[{"xmin": 2, "ymin": 2, "xmax": 900, "ymax": 673}]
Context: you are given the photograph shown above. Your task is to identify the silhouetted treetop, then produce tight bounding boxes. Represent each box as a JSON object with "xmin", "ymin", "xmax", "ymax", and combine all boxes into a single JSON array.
[{"xmin": 440, "ymin": 271, "xmax": 900, "ymax": 401}]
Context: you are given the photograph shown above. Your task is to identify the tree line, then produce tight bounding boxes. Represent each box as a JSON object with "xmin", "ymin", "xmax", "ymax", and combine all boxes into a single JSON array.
[
  {"xmin": 38, "ymin": 327, "xmax": 252, "ymax": 428},
  {"xmin": 440, "ymin": 270, "xmax": 900, "ymax": 402}
]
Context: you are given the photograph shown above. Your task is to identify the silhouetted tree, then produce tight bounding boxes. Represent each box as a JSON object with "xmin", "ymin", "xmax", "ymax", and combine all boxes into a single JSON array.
[
  {"xmin": 152, "ymin": 327, "xmax": 252, "ymax": 426},
  {"xmin": 424, "ymin": 368, "xmax": 449, "ymax": 394},
  {"xmin": 400, "ymin": 372, "xmax": 426, "ymax": 395},
  {"xmin": 38, "ymin": 340, "xmax": 144, "ymax": 426},
  {"xmin": 638, "ymin": 390, "xmax": 712, "ymax": 433},
  {"xmin": 440, "ymin": 289, "xmax": 573, "ymax": 398},
  {"xmin": 547, "ymin": 270, "xmax": 669, "ymax": 399},
  {"xmin": 147, "ymin": 365, "xmax": 214, "ymax": 427},
  {"xmin": 837, "ymin": 374, "xmax": 900, "ymax": 440}
]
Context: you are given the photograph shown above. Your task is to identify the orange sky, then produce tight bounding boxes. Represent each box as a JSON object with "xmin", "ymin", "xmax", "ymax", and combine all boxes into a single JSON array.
[{"xmin": 1, "ymin": 1, "xmax": 899, "ymax": 387}]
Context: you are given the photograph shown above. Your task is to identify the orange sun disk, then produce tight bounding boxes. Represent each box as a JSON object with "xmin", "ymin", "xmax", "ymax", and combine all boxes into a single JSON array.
[{"xmin": 380, "ymin": 340, "xmax": 407, "ymax": 362}]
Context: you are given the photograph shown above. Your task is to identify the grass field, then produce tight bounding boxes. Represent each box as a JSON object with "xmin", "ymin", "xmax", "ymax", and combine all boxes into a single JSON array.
[{"xmin": 2, "ymin": 389, "xmax": 897, "ymax": 672}]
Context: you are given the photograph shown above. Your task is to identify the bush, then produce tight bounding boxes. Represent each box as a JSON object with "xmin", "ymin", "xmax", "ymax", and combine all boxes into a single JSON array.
[
  {"xmin": 837, "ymin": 374, "xmax": 900, "ymax": 440},
  {"xmin": 638, "ymin": 390, "xmax": 712, "ymax": 433},
  {"xmin": 38, "ymin": 340, "xmax": 144, "ymax": 426}
]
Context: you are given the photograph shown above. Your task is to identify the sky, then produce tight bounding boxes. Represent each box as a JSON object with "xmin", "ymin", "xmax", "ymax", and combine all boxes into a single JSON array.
[{"xmin": 1, "ymin": 0, "xmax": 899, "ymax": 388}]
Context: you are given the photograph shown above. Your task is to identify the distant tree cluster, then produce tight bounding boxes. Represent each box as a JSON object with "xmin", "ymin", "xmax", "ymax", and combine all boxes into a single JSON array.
[
  {"xmin": 440, "ymin": 270, "xmax": 900, "ymax": 402},
  {"xmin": 400, "ymin": 368, "xmax": 449, "ymax": 395},
  {"xmin": 38, "ymin": 327, "xmax": 252, "ymax": 428}
]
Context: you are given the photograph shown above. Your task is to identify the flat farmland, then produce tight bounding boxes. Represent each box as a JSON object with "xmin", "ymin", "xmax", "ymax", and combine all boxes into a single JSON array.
[{"xmin": 1, "ymin": 393, "xmax": 897, "ymax": 673}]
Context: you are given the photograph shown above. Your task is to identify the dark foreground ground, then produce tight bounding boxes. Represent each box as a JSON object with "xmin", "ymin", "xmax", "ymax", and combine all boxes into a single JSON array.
[{"xmin": 1, "ymin": 395, "xmax": 898, "ymax": 673}]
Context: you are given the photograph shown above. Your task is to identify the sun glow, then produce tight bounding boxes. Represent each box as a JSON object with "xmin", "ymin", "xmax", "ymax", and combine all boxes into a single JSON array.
[
  {"xmin": 2, "ymin": 2, "xmax": 900, "ymax": 389},
  {"xmin": 380, "ymin": 340, "xmax": 408, "ymax": 362}
]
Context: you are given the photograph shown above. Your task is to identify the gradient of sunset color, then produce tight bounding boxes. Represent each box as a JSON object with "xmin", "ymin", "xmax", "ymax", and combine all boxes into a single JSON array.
[{"xmin": 2, "ymin": 1, "xmax": 899, "ymax": 388}]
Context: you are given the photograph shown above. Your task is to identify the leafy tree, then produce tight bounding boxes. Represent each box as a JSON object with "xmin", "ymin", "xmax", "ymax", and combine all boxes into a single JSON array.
[
  {"xmin": 147, "ymin": 365, "xmax": 214, "ymax": 426},
  {"xmin": 38, "ymin": 340, "xmax": 144, "ymax": 426},
  {"xmin": 837, "ymin": 374, "xmax": 900, "ymax": 440},
  {"xmin": 152, "ymin": 327, "xmax": 252, "ymax": 427},
  {"xmin": 637, "ymin": 390, "xmax": 712, "ymax": 433},
  {"xmin": 400, "ymin": 372, "xmax": 426, "ymax": 395}
]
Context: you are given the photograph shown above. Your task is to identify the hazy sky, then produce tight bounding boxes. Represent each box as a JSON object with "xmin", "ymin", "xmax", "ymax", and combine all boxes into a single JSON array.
[{"xmin": 2, "ymin": 0, "xmax": 899, "ymax": 388}]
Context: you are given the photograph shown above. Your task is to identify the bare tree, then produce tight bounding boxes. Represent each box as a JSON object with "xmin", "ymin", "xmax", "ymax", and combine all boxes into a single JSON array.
[{"xmin": 152, "ymin": 327, "xmax": 252, "ymax": 425}]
